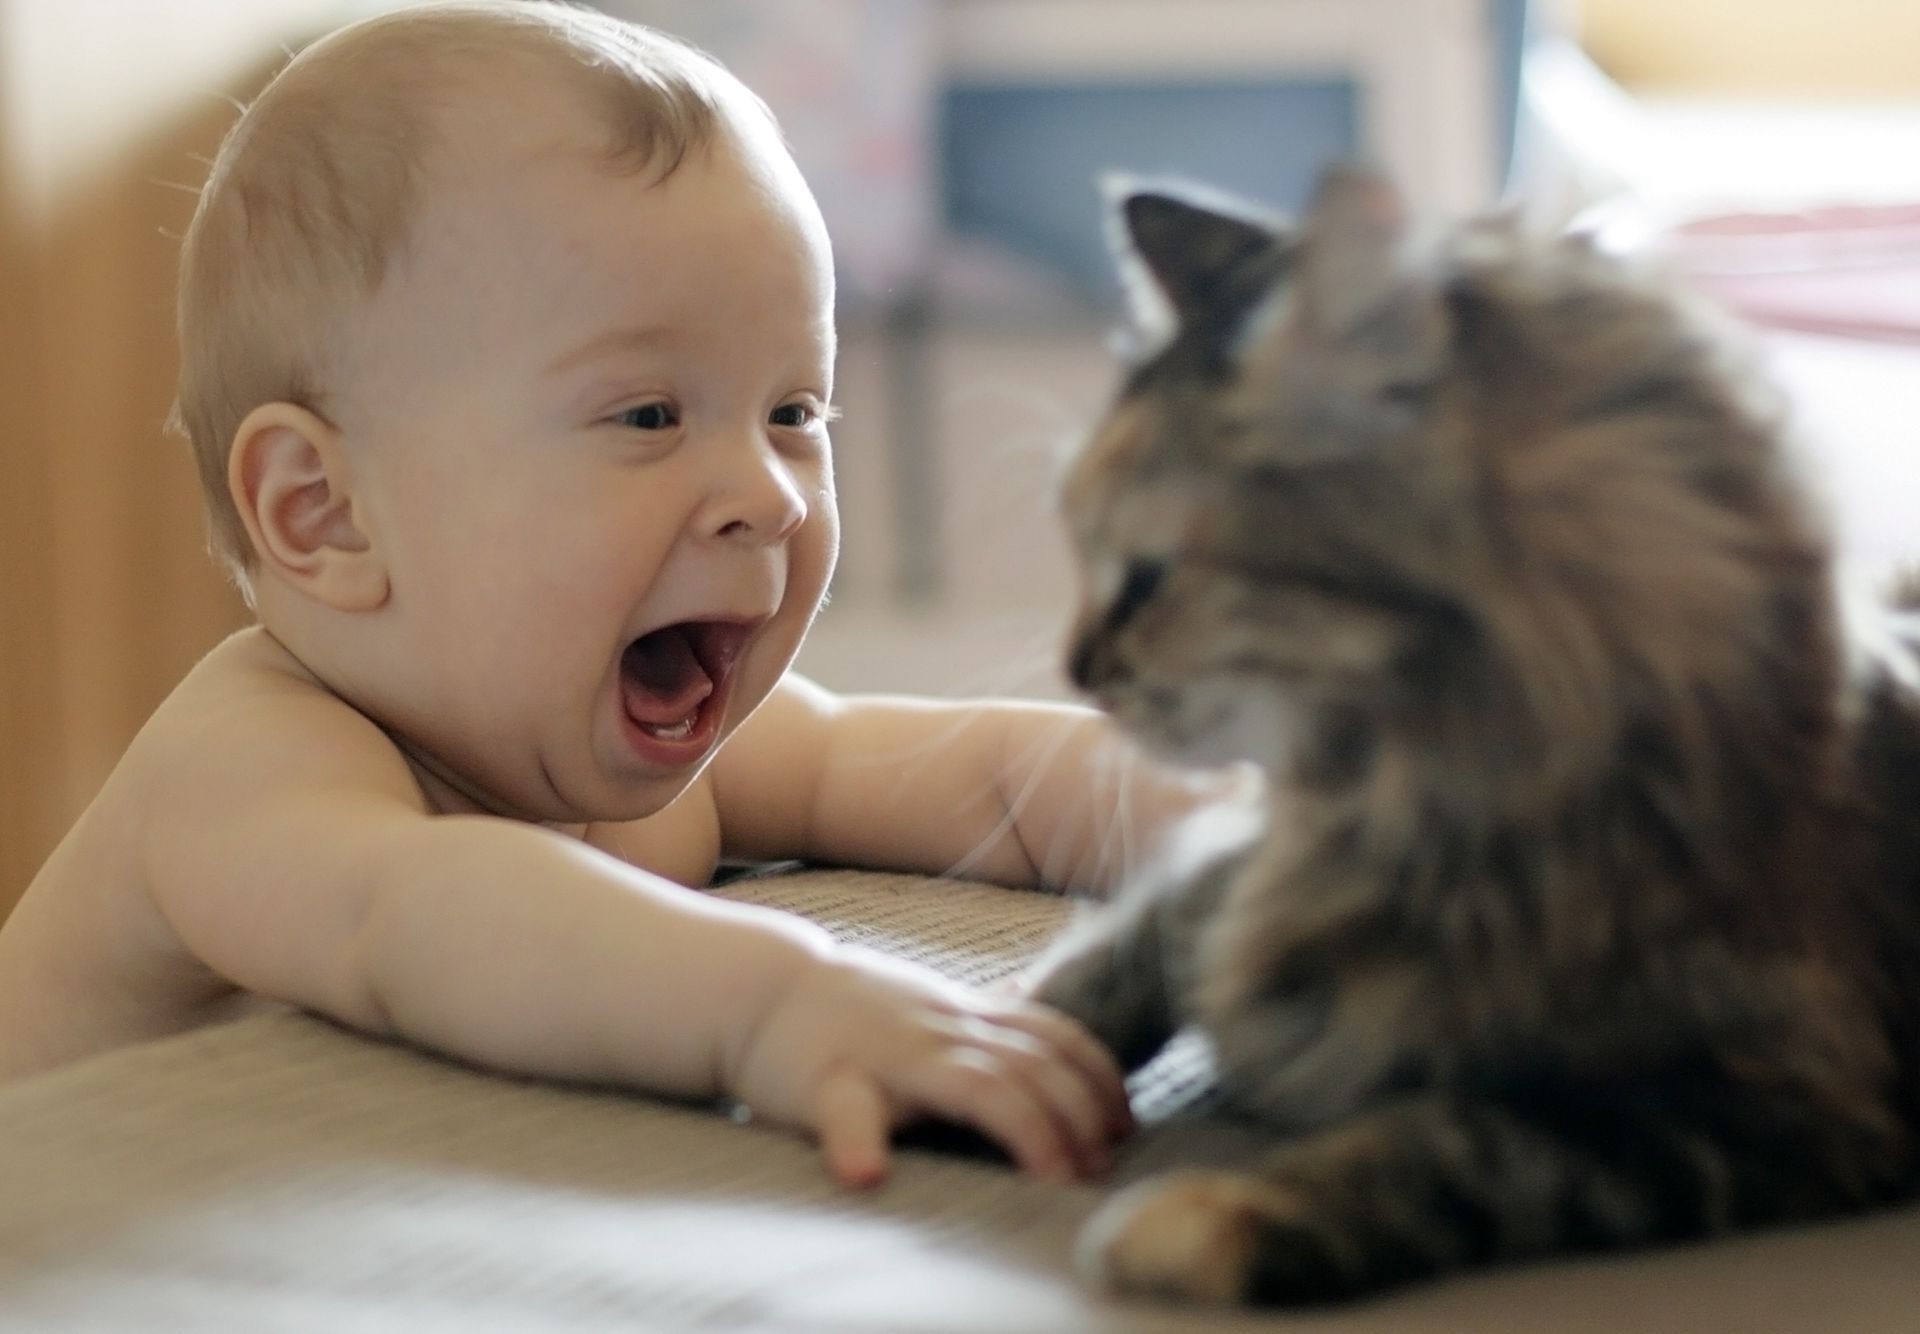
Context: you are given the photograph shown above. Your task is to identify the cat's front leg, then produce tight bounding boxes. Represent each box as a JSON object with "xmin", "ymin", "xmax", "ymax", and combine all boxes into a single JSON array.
[
  {"xmin": 1075, "ymin": 1094, "xmax": 1549, "ymax": 1306},
  {"xmin": 1027, "ymin": 900, "xmax": 1176, "ymax": 1073},
  {"xmin": 1077, "ymin": 1078, "xmax": 1906, "ymax": 1306},
  {"xmin": 1078, "ymin": 1094, "xmax": 1525, "ymax": 1305},
  {"xmin": 1030, "ymin": 850, "xmax": 1242, "ymax": 1073}
]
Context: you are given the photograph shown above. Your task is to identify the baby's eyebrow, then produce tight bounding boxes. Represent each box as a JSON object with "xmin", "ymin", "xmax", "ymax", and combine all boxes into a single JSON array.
[{"xmin": 543, "ymin": 325, "xmax": 679, "ymax": 378}]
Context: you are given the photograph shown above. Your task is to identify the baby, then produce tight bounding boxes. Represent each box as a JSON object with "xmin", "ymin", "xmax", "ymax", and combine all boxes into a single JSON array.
[{"xmin": 0, "ymin": 2, "xmax": 1237, "ymax": 1187}]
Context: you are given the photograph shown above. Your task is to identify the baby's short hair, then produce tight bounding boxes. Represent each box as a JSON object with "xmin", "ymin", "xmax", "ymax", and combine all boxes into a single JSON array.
[{"xmin": 174, "ymin": 1, "xmax": 756, "ymax": 590}]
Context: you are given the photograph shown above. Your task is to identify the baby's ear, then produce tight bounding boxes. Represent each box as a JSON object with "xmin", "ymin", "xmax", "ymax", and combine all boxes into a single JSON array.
[{"xmin": 228, "ymin": 402, "xmax": 389, "ymax": 612}]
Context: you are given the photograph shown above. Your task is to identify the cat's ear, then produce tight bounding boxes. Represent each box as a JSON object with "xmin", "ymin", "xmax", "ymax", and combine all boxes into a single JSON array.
[
  {"xmin": 1292, "ymin": 163, "xmax": 1447, "ymax": 376},
  {"xmin": 1296, "ymin": 163, "xmax": 1417, "ymax": 337},
  {"xmin": 1106, "ymin": 178, "xmax": 1288, "ymax": 336}
]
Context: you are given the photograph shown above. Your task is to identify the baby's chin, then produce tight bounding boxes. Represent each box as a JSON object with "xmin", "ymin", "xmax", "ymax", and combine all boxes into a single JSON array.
[
  {"xmin": 580, "ymin": 767, "xmax": 707, "ymax": 825},
  {"xmin": 387, "ymin": 735, "xmax": 659, "ymax": 828},
  {"xmin": 586, "ymin": 710, "xmax": 749, "ymax": 816}
]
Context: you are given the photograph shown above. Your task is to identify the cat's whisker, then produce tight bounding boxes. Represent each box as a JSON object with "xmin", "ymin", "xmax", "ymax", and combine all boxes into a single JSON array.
[
  {"xmin": 1077, "ymin": 737, "xmax": 1141, "ymax": 894},
  {"xmin": 826, "ymin": 706, "xmax": 1013, "ymax": 822},
  {"xmin": 1111, "ymin": 744, "xmax": 1143, "ymax": 885},
  {"xmin": 940, "ymin": 713, "xmax": 1087, "ymax": 886}
]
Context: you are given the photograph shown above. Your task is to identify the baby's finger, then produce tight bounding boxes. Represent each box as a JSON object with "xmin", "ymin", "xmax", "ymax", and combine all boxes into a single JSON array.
[
  {"xmin": 971, "ymin": 1026, "xmax": 1117, "ymax": 1176},
  {"xmin": 901, "ymin": 1050, "xmax": 1076, "ymax": 1182},
  {"xmin": 812, "ymin": 1068, "xmax": 892, "ymax": 1189},
  {"xmin": 991, "ymin": 1006, "xmax": 1134, "ymax": 1136}
]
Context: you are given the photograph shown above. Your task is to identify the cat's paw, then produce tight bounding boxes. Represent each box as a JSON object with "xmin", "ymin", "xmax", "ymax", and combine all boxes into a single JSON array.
[{"xmin": 1078, "ymin": 1170, "xmax": 1349, "ymax": 1307}]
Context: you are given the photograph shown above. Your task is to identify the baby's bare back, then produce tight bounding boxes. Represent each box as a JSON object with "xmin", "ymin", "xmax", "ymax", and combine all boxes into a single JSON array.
[{"xmin": 0, "ymin": 632, "xmax": 320, "ymax": 1078}]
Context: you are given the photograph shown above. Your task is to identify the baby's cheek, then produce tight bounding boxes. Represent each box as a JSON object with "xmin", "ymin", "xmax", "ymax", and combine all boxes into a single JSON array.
[{"xmin": 791, "ymin": 515, "xmax": 839, "ymax": 611}]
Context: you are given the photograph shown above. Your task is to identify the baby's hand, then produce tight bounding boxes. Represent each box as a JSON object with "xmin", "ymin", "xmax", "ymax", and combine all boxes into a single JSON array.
[{"xmin": 726, "ymin": 947, "xmax": 1134, "ymax": 1189}]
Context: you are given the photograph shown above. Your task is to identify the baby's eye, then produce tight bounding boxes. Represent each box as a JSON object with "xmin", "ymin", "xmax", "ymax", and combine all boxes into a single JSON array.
[
  {"xmin": 614, "ymin": 401, "xmax": 679, "ymax": 431},
  {"xmin": 769, "ymin": 401, "xmax": 824, "ymax": 429}
]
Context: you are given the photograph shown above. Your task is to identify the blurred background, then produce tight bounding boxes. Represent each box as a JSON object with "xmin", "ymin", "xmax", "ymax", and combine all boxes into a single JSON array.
[{"xmin": 2, "ymin": 0, "xmax": 1916, "ymax": 914}]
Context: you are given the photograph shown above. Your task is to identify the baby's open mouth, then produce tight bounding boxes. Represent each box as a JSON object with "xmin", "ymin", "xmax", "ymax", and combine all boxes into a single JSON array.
[{"xmin": 618, "ymin": 620, "xmax": 751, "ymax": 742}]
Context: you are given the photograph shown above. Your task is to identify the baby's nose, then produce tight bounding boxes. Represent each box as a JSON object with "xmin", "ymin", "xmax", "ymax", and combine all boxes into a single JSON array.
[{"xmin": 705, "ymin": 442, "xmax": 808, "ymax": 544}]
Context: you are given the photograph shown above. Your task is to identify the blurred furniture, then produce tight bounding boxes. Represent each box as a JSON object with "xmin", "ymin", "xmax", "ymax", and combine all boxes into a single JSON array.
[
  {"xmin": 1581, "ymin": 0, "xmax": 1920, "ymax": 98},
  {"xmin": 1665, "ymin": 205, "xmax": 1920, "ymax": 344},
  {"xmin": 0, "ymin": 2, "xmax": 297, "ymax": 917},
  {"xmin": 3, "ymin": 866, "xmax": 1917, "ymax": 1331},
  {"xmin": 942, "ymin": 0, "xmax": 1512, "ymax": 296}
]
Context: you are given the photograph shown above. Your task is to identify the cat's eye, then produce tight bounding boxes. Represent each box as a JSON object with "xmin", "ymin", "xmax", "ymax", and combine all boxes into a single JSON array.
[
  {"xmin": 615, "ymin": 401, "xmax": 679, "ymax": 432},
  {"xmin": 1110, "ymin": 558, "xmax": 1168, "ymax": 625}
]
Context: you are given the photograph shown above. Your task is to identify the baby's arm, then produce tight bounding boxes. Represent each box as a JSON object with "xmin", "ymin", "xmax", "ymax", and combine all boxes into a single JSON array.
[
  {"xmin": 712, "ymin": 675, "xmax": 1255, "ymax": 897},
  {"xmin": 137, "ymin": 687, "xmax": 1127, "ymax": 1186}
]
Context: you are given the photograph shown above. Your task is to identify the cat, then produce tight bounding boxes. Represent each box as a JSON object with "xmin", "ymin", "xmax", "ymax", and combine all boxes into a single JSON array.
[{"xmin": 1030, "ymin": 164, "xmax": 1920, "ymax": 1307}]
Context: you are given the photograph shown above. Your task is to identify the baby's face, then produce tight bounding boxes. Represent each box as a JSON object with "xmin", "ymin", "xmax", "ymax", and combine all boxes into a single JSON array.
[{"xmin": 328, "ymin": 94, "xmax": 839, "ymax": 823}]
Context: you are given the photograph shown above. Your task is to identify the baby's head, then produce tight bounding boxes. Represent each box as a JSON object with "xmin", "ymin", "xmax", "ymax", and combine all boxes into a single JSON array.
[{"xmin": 177, "ymin": 1, "xmax": 839, "ymax": 823}]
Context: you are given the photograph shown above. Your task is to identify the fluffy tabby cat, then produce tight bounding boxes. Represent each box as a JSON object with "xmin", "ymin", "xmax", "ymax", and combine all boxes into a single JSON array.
[{"xmin": 1031, "ymin": 165, "xmax": 1920, "ymax": 1306}]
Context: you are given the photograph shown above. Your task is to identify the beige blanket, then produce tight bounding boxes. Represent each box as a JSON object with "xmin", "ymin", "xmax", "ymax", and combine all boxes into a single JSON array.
[{"xmin": 0, "ymin": 869, "xmax": 1914, "ymax": 1331}]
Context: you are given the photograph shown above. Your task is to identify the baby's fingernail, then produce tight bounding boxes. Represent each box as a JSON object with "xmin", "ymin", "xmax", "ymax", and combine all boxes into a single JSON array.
[{"xmin": 832, "ymin": 1155, "xmax": 886, "ymax": 1190}]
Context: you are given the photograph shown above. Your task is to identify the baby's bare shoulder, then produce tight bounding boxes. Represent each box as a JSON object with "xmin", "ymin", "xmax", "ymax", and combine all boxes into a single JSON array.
[
  {"xmin": 108, "ymin": 628, "xmax": 431, "ymax": 909},
  {"xmin": 0, "ymin": 629, "xmax": 423, "ymax": 1078},
  {"xmin": 127, "ymin": 627, "xmax": 424, "ymax": 812}
]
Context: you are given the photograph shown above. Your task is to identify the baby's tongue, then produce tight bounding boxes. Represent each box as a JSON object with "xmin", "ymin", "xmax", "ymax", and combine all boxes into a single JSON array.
[{"xmin": 620, "ymin": 626, "xmax": 714, "ymax": 724}]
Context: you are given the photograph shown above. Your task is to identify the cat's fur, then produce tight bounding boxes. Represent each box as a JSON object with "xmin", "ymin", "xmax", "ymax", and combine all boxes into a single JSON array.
[{"xmin": 1032, "ymin": 166, "xmax": 1920, "ymax": 1306}]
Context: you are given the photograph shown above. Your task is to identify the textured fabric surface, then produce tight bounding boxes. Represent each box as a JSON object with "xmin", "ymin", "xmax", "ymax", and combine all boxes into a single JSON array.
[{"xmin": 0, "ymin": 868, "xmax": 1915, "ymax": 1331}]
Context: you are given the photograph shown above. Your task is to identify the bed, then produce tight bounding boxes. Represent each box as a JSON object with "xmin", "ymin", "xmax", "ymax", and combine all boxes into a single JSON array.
[{"xmin": 1, "ymin": 867, "xmax": 1914, "ymax": 1331}]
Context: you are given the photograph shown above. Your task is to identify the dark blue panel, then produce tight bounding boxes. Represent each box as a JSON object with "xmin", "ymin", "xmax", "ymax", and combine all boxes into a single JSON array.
[
  {"xmin": 1494, "ymin": 0, "xmax": 1532, "ymax": 185},
  {"xmin": 940, "ymin": 79, "xmax": 1357, "ymax": 300}
]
